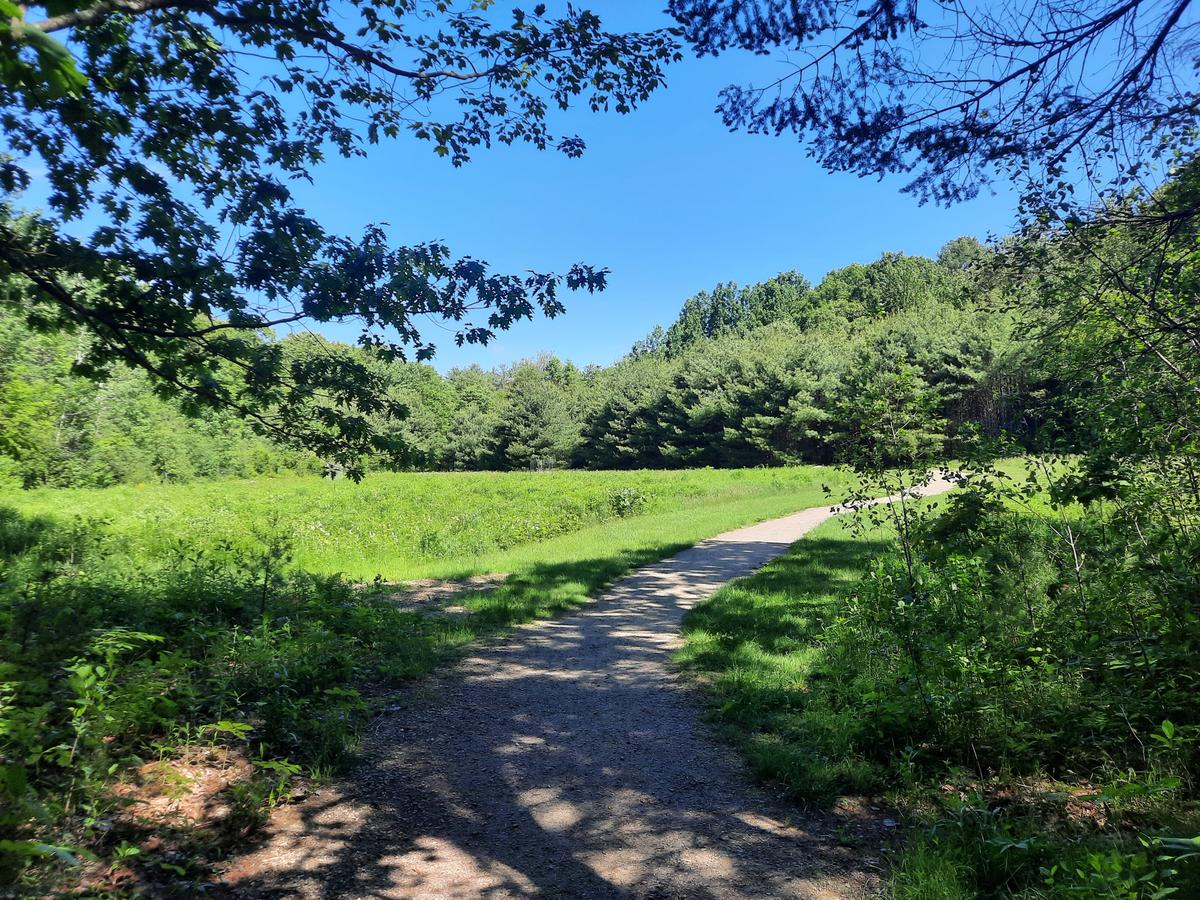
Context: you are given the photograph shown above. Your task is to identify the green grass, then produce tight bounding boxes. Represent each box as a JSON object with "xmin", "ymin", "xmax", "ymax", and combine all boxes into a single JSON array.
[
  {"xmin": 3, "ymin": 465, "xmax": 864, "ymax": 892},
  {"xmin": 0, "ymin": 465, "xmax": 862, "ymax": 703},
  {"xmin": 453, "ymin": 479, "xmax": 862, "ymax": 618},
  {"xmin": 889, "ymin": 841, "xmax": 974, "ymax": 900},
  {"xmin": 1, "ymin": 467, "xmax": 860, "ymax": 661},
  {"xmin": 335, "ymin": 476, "xmax": 872, "ymax": 679},
  {"xmin": 2, "ymin": 466, "xmax": 855, "ymax": 580},
  {"xmin": 675, "ymin": 475, "xmax": 1200, "ymax": 899},
  {"xmin": 675, "ymin": 516, "xmax": 886, "ymax": 800}
]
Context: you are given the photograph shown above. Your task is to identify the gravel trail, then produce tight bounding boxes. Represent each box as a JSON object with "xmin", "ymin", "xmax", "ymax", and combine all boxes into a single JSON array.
[{"xmin": 223, "ymin": 480, "xmax": 953, "ymax": 899}]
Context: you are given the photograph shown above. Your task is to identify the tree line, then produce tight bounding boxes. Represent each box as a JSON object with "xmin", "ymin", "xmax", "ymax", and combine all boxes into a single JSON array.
[
  {"xmin": 0, "ymin": 237, "xmax": 1037, "ymax": 487},
  {"xmin": 3, "ymin": 2, "xmax": 1187, "ymax": 478}
]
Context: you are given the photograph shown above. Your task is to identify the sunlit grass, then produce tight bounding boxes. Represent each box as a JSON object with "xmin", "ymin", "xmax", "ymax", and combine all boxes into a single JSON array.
[
  {"xmin": 3, "ymin": 466, "xmax": 855, "ymax": 581},
  {"xmin": 676, "ymin": 516, "xmax": 889, "ymax": 801}
]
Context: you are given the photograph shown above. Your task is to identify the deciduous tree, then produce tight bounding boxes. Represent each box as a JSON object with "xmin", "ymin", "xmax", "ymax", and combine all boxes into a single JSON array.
[{"xmin": 0, "ymin": 2, "xmax": 679, "ymax": 476}]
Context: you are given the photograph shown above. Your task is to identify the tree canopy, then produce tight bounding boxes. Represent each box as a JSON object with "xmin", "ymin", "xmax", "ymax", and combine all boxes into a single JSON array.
[
  {"xmin": 0, "ymin": 238, "xmax": 1031, "ymax": 484},
  {"xmin": 669, "ymin": 0, "xmax": 1199, "ymax": 217},
  {"xmin": 0, "ymin": 2, "xmax": 679, "ymax": 476},
  {"xmin": 5, "ymin": 1, "xmax": 1196, "ymax": 476}
]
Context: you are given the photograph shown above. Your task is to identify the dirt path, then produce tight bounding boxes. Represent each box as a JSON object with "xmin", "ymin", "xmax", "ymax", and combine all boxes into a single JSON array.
[{"xmin": 223, "ymin": 479, "xmax": 954, "ymax": 899}]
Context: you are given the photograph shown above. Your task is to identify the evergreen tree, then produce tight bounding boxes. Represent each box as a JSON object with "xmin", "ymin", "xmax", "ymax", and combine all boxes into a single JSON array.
[{"xmin": 491, "ymin": 360, "xmax": 584, "ymax": 469}]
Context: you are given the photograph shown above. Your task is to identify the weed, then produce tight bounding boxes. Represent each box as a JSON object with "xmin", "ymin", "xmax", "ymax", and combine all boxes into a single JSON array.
[{"xmin": 679, "ymin": 469, "xmax": 1200, "ymax": 899}]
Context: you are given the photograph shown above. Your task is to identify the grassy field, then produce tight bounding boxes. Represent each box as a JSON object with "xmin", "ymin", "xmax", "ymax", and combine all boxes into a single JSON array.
[
  {"xmin": 2, "ymin": 465, "xmax": 866, "ymax": 892},
  {"xmin": 3, "ymin": 466, "xmax": 855, "ymax": 580}
]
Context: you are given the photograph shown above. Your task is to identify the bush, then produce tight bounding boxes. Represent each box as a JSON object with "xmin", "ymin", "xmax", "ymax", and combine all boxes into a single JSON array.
[
  {"xmin": 607, "ymin": 487, "xmax": 647, "ymax": 518},
  {"xmin": 829, "ymin": 504, "xmax": 1199, "ymax": 780},
  {"xmin": 680, "ymin": 473, "xmax": 1200, "ymax": 899},
  {"xmin": 814, "ymin": 491, "xmax": 1200, "ymax": 897},
  {"xmin": 0, "ymin": 507, "xmax": 450, "ymax": 890}
]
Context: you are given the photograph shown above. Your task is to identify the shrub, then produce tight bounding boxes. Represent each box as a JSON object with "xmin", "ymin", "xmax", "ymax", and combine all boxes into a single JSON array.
[
  {"xmin": 0, "ymin": 507, "xmax": 439, "ymax": 890},
  {"xmin": 607, "ymin": 487, "xmax": 647, "ymax": 518}
]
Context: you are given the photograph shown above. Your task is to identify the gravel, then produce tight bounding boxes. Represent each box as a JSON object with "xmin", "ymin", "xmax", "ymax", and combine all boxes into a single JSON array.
[{"xmin": 221, "ymin": 481, "xmax": 953, "ymax": 899}]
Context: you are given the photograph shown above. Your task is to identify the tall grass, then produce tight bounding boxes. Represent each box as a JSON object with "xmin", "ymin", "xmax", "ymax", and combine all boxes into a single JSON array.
[{"xmin": 3, "ymin": 467, "xmax": 851, "ymax": 579}]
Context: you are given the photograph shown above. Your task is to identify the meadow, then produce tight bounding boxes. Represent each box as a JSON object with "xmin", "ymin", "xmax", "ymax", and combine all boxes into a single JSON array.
[
  {"xmin": 5, "ymin": 466, "xmax": 855, "ymax": 580},
  {"xmin": 0, "ymin": 464, "xmax": 857, "ymax": 891}
]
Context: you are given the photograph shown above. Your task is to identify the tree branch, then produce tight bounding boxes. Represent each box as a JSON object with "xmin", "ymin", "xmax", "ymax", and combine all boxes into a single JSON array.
[
  {"xmin": 32, "ymin": 0, "xmax": 192, "ymax": 33},
  {"xmin": 33, "ymin": 0, "xmax": 511, "ymax": 84}
]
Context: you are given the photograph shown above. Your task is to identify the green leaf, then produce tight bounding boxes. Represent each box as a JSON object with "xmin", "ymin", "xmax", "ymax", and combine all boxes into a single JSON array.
[
  {"xmin": 1159, "ymin": 836, "xmax": 1200, "ymax": 854},
  {"xmin": 0, "ymin": 839, "xmax": 94, "ymax": 865},
  {"xmin": 0, "ymin": 8, "xmax": 89, "ymax": 99}
]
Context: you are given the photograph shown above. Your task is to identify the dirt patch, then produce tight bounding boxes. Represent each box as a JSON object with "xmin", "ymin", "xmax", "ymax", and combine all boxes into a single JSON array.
[
  {"xmin": 68, "ymin": 746, "xmax": 260, "ymax": 895},
  {"xmin": 940, "ymin": 778, "xmax": 1111, "ymax": 829},
  {"xmin": 110, "ymin": 745, "xmax": 255, "ymax": 831},
  {"xmin": 362, "ymin": 573, "xmax": 509, "ymax": 617}
]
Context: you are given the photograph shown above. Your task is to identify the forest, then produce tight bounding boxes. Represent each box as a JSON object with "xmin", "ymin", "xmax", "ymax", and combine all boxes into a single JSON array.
[{"xmin": 0, "ymin": 235, "xmax": 1018, "ymax": 485}]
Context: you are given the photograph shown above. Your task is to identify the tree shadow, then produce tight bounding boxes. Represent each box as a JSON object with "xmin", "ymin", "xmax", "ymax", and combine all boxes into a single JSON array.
[{"xmin": 223, "ymin": 539, "xmax": 883, "ymax": 898}]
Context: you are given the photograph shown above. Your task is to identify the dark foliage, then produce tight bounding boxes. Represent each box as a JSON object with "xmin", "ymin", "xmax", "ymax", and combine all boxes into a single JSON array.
[
  {"xmin": 669, "ymin": 0, "xmax": 1199, "ymax": 215},
  {"xmin": 0, "ymin": 2, "xmax": 680, "ymax": 476}
]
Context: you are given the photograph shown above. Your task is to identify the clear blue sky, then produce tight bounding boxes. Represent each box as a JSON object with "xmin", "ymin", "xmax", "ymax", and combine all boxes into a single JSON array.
[
  {"xmin": 28, "ymin": 6, "xmax": 1020, "ymax": 373},
  {"xmin": 294, "ymin": 18, "xmax": 1018, "ymax": 372}
]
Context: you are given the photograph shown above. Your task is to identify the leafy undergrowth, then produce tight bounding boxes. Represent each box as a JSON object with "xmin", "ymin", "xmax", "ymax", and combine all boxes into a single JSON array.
[
  {"xmin": 678, "ymin": 487, "xmax": 1200, "ymax": 899},
  {"xmin": 0, "ymin": 467, "xmax": 845, "ymax": 894}
]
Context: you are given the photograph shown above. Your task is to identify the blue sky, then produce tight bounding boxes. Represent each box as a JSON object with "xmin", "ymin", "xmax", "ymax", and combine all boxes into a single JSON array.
[
  {"xmin": 290, "ymin": 20, "xmax": 1019, "ymax": 372},
  {"xmin": 27, "ymin": 5, "xmax": 1020, "ymax": 373}
]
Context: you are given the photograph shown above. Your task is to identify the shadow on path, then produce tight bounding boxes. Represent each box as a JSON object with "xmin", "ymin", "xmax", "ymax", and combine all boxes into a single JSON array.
[{"xmin": 222, "ymin": 493, "xmax": 953, "ymax": 898}]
